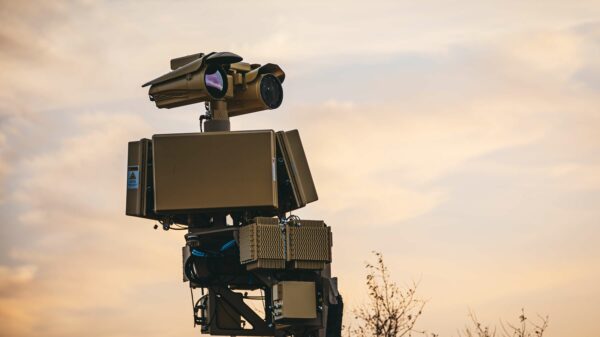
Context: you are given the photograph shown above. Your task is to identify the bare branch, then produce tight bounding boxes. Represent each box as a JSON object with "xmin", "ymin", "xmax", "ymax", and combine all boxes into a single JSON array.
[
  {"xmin": 351, "ymin": 252, "xmax": 431, "ymax": 337},
  {"xmin": 461, "ymin": 309, "xmax": 549, "ymax": 337}
]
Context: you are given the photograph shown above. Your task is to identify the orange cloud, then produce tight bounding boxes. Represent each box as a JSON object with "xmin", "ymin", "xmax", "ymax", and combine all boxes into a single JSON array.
[{"xmin": 0, "ymin": 2, "xmax": 599, "ymax": 337}]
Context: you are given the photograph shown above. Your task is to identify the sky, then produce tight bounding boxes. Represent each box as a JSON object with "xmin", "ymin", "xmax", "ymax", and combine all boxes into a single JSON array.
[{"xmin": 0, "ymin": 1, "xmax": 599, "ymax": 336}]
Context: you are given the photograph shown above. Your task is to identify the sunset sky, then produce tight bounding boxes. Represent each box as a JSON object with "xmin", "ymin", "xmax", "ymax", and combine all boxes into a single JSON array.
[{"xmin": 1, "ymin": 1, "xmax": 599, "ymax": 336}]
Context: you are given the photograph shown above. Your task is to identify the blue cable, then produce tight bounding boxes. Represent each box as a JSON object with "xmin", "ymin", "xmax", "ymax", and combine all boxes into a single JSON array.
[
  {"xmin": 220, "ymin": 240, "xmax": 237, "ymax": 252},
  {"xmin": 191, "ymin": 249, "xmax": 207, "ymax": 257}
]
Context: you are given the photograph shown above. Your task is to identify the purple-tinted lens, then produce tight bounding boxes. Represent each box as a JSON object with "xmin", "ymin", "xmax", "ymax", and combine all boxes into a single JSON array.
[{"xmin": 205, "ymin": 70, "xmax": 224, "ymax": 91}]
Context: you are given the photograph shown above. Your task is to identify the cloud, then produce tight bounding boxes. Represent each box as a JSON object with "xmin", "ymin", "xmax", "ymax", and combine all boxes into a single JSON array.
[
  {"xmin": 0, "ymin": 112, "xmax": 196, "ymax": 337},
  {"xmin": 0, "ymin": 2, "xmax": 599, "ymax": 337},
  {"xmin": 0, "ymin": 134, "xmax": 9, "ymax": 203},
  {"xmin": 296, "ymin": 91, "xmax": 549, "ymax": 226},
  {"xmin": 0, "ymin": 265, "xmax": 37, "ymax": 295},
  {"xmin": 0, "ymin": 264, "xmax": 37, "ymax": 336},
  {"xmin": 15, "ymin": 113, "xmax": 150, "ymax": 218},
  {"xmin": 547, "ymin": 163, "xmax": 600, "ymax": 189}
]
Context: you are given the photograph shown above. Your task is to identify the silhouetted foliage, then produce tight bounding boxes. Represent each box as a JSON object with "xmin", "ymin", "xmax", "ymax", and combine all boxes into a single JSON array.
[
  {"xmin": 458, "ymin": 309, "xmax": 548, "ymax": 337},
  {"xmin": 349, "ymin": 252, "xmax": 427, "ymax": 337},
  {"xmin": 346, "ymin": 252, "xmax": 549, "ymax": 337}
]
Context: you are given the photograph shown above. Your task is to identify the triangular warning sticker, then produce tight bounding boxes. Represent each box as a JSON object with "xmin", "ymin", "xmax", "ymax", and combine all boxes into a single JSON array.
[{"xmin": 129, "ymin": 172, "xmax": 136, "ymax": 180}]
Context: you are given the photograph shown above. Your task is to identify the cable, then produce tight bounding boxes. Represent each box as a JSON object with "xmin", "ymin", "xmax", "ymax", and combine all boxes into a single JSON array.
[
  {"xmin": 185, "ymin": 256, "xmax": 208, "ymax": 285},
  {"xmin": 159, "ymin": 217, "xmax": 189, "ymax": 231},
  {"xmin": 200, "ymin": 101, "xmax": 212, "ymax": 132},
  {"xmin": 220, "ymin": 240, "xmax": 237, "ymax": 252},
  {"xmin": 169, "ymin": 226, "xmax": 188, "ymax": 230},
  {"xmin": 190, "ymin": 286, "xmax": 196, "ymax": 327},
  {"xmin": 200, "ymin": 115, "xmax": 209, "ymax": 132},
  {"xmin": 260, "ymin": 288, "xmax": 266, "ymax": 319},
  {"xmin": 244, "ymin": 296, "xmax": 265, "ymax": 300}
]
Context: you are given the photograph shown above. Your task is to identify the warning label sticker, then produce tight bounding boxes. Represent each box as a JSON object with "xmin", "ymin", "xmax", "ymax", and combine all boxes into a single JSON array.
[{"xmin": 127, "ymin": 166, "xmax": 139, "ymax": 189}]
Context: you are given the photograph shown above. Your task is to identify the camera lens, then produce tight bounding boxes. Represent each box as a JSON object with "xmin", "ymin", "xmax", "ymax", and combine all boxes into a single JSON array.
[
  {"xmin": 204, "ymin": 66, "xmax": 227, "ymax": 98},
  {"xmin": 260, "ymin": 74, "xmax": 283, "ymax": 109}
]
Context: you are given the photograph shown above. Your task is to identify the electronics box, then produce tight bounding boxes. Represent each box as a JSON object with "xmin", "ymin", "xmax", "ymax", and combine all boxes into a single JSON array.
[
  {"xmin": 125, "ymin": 129, "xmax": 319, "ymax": 219},
  {"xmin": 152, "ymin": 130, "xmax": 277, "ymax": 214},
  {"xmin": 273, "ymin": 281, "xmax": 317, "ymax": 321},
  {"xmin": 239, "ymin": 218, "xmax": 332, "ymax": 271}
]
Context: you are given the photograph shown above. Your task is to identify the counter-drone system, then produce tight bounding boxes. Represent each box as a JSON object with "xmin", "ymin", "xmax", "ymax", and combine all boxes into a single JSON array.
[{"xmin": 126, "ymin": 52, "xmax": 343, "ymax": 337}]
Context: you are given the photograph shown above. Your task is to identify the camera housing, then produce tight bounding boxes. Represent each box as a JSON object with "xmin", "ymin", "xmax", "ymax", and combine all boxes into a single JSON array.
[{"xmin": 142, "ymin": 52, "xmax": 285, "ymax": 115}]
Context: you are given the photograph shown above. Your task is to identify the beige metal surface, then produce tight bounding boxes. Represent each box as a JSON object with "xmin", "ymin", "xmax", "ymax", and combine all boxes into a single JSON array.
[
  {"xmin": 227, "ymin": 74, "xmax": 275, "ymax": 117},
  {"xmin": 169, "ymin": 52, "xmax": 204, "ymax": 70},
  {"xmin": 276, "ymin": 130, "xmax": 318, "ymax": 212},
  {"xmin": 147, "ymin": 68, "xmax": 221, "ymax": 109},
  {"xmin": 239, "ymin": 217, "xmax": 285, "ymax": 270},
  {"xmin": 227, "ymin": 64, "xmax": 285, "ymax": 117},
  {"xmin": 283, "ymin": 130, "xmax": 318, "ymax": 205},
  {"xmin": 239, "ymin": 218, "xmax": 332, "ymax": 271},
  {"xmin": 286, "ymin": 220, "xmax": 332, "ymax": 270},
  {"xmin": 273, "ymin": 281, "xmax": 317, "ymax": 320},
  {"xmin": 126, "ymin": 139, "xmax": 152, "ymax": 217},
  {"xmin": 152, "ymin": 131, "xmax": 278, "ymax": 213}
]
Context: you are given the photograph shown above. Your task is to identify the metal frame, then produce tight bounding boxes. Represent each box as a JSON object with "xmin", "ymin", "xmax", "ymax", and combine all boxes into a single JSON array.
[{"xmin": 206, "ymin": 285, "xmax": 274, "ymax": 336}]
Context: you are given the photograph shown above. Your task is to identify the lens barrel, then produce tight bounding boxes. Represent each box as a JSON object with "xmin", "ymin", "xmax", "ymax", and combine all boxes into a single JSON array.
[
  {"xmin": 260, "ymin": 74, "xmax": 283, "ymax": 109},
  {"xmin": 204, "ymin": 66, "xmax": 228, "ymax": 99},
  {"xmin": 227, "ymin": 74, "xmax": 284, "ymax": 117}
]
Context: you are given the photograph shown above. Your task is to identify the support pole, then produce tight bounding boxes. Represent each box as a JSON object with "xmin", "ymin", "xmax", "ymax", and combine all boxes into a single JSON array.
[
  {"xmin": 200, "ymin": 100, "xmax": 229, "ymax": 226},
  {"xmin": 204, "ymin": 100, "xmax": 231, "ymax": 132}
]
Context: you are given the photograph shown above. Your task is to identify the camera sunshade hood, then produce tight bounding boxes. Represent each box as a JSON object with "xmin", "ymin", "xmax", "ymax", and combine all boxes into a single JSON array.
[
  {"xmin": 142, "ymin": 51, "xmax": 243, "ymax": 88},
  {"xmin": 245, "ymin": 63, "xmax": 286, "ymax": 83}
]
